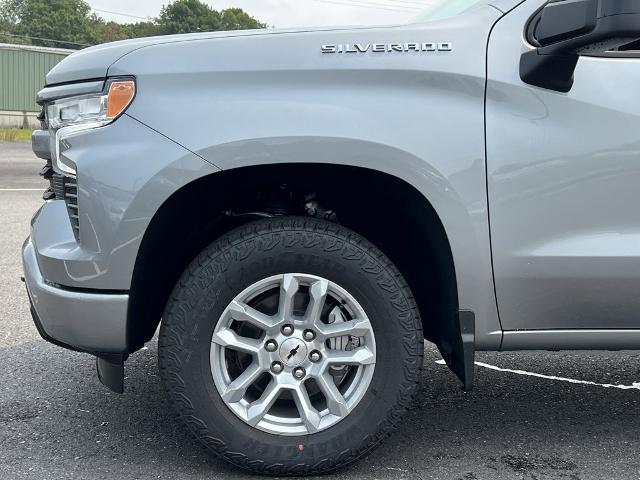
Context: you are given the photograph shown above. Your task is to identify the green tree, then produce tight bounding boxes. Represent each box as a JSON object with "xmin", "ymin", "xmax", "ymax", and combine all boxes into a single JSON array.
[
  {"xmin": 0, "ymin": 0, "xmax": 265, "ymax": 48},
  {"xmin": 91, "ymin": 15, "xmax": 144, "ymax": 44},
  {"xmin": 157, "ymin": 0, "xmax": 265, "ymax": 35},
  {"xmin": 220, "ymin": 7, "xmax": 265, "ymax": 31},
  {"xmin": 125, "ymin": 21, "xmax": 160, "ymax": 39},
  {"xmin": 0, "ymin": 0, "xmax": 20, "ymax": 26},
  {"xmin": 2, "ymin": 0, "xmax": 94, "ymax": 48},
  {"xmin": 0, "ymin": 15, "xmax": 12, "ymax": 42}
]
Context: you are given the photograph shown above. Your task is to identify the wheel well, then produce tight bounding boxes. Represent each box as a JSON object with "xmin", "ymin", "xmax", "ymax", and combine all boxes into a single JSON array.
[{"xmin": 127, "ymin": 164, "xmax": 458, "ymax": 353}]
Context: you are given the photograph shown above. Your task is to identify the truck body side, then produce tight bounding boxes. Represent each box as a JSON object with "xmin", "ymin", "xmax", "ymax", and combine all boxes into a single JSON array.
[{"xmin": 27, "ymin": 3, "xmax": 516, "ymax": 387}]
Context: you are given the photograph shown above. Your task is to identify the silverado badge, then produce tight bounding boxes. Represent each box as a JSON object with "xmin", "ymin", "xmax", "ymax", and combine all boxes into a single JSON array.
[{"xmin": 321, "ymin": 42, "xmax": 452, "ymax": 54}]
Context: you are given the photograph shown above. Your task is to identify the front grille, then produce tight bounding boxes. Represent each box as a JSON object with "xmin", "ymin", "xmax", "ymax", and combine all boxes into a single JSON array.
[
  {"xmin": 51, "ymin": 172, "xmax": 64, "ymax": 198},
  {"xmin": 42, "ymin": 170, "xmax": 80, "ymax": 242},
  {"xmin": 37, "ymin": 106, "xmax": 47, "ymax": 129},
  {"xmin": 38, "ymin": 106, "xmax": 79, "ymax": 241},
  {"xmin": 62, "ymin": 176, "xmax": 80, "ymax": 239}
]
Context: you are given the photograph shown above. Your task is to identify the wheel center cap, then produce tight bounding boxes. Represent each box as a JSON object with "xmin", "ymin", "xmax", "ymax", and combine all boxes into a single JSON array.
[{"xmin": 279, "ymin": 338, "xmax": 308, "ymax": 366}]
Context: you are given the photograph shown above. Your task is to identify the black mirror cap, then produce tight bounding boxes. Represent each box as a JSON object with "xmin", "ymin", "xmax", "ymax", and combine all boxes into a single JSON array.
[
  {"xmin": 536, "ymin": 0, "xmax": 598, "ymax": 47},
  {"xmin": 521, "ymin": 0, "xmax": 640, "ymax": 92},
  {"xmin": 520, "ymin": 51, "xmax": 579, "ymax": 93},
  {"xmin": 534, "ymin": 0, "xmax": 640, "ymax": 53}
]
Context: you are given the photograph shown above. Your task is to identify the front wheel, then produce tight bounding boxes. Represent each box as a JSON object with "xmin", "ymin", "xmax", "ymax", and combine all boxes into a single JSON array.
[{"xmin": 158, "ymin": 217, "xmax": 423, "ymax": 475}]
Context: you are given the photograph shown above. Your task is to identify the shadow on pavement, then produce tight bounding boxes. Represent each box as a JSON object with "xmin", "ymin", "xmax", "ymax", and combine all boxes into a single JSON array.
[{"xmin": 2, "ymin": 340, "xmax": 640, "ymax": 480}]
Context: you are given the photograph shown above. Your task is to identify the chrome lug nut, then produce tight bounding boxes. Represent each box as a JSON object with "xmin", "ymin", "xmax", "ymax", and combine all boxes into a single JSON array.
[
  {"xmin": 309, "ymin": 350, "xmax": 322, "ymax": 363},
  {"xmin": 292, "ymin": 367, "xmax": 306, "ymax": 379},
  {"xmin": 303, "ymin": 329, "xmax": 316, "ymax": 341},
  {"xmin": 281, "ymin": 324, "xmax": 294, "ymax": 336},
  {"xmin": 265, "ymin": 339, "xmax": 278, "ymax": 352},
  {"xmin": 271, "ymin": 361, "xmax": 284, "ymax": 374}
]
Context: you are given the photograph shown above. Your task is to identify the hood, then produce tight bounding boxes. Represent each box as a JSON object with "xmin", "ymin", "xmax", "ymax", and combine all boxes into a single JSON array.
[{"xmin": 45, "ymin": 25, "xmax": 391, "ymax": 86}]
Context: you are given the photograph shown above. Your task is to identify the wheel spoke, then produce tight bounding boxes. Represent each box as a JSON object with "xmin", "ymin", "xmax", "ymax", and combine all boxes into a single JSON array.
[
  {"xmin": 292, "ymin": 384, "xmax": 322, "ymax": 433},
  {"xmin": 328, "ymin": 305, "xmax": 346, "ymax": 325},
  {"xmin": 246, "ymin": 380, "xmax": 282, "ymax": 426},
  {"xmin": 221, "ymin": 362, "xmax": 263, "ymax": 403},
  {"xmin": 211, "ymin": 328, "xmax": 261, "ymax": 354},
  {"xmin": 317, "ymin": 317, "xmax": 372, "ymax": 339},
  {"xmin": 278, "ymin": 274, "xmax": 300, "ymax": 320},
  {"xmin": 305, "ymin": 278, "xmax": 328, "ymax": 323},
  {"xmin": 228, "ymin": 300, "xmax": 275, "ymax": 331},
  {"xmin": 325, "ymin": 347, "xmax": 375, "ymax": 366},
  {"xmin": 317, "ymin": 373, "xmax": 349, "ymax": 417}
]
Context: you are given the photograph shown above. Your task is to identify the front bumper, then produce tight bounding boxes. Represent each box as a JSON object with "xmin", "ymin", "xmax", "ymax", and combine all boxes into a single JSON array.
[{"xmin": 22, "ymin": 237, "xmax": 129, "ymax": 354}]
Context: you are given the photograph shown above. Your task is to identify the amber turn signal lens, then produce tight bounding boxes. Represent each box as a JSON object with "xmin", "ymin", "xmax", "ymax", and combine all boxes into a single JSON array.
[{"xmin": 106, "ymin": 81, "xmax": 135, "ymax": 118}]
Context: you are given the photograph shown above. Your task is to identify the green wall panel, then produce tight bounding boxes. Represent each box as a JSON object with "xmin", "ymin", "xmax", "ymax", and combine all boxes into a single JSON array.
[{"xmin": 0, "ymin": 47, "xmax": 69, "ymax": 112}]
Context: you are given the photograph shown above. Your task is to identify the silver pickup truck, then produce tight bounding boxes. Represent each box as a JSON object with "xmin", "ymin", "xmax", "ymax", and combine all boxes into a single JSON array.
[{"xmin": 22, "ymin": 0, "xmax": 640, "ymax": 475}]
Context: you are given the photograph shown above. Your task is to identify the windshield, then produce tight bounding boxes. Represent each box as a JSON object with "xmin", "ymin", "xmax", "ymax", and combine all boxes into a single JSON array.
[{"xmin": 413, "ymin": 0, "xmax": 493, "ymax": 22}]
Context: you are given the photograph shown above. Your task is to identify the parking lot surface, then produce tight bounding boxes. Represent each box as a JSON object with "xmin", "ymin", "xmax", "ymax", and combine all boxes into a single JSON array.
[{"xmin": 1, "ymin": 140, "xmax": 640, "ymax": 480}]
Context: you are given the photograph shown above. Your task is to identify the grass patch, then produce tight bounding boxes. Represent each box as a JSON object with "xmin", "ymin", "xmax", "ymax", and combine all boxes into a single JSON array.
[{"xmin": 0, "ymin": 128, "xmax": 32, "ymax": 142}]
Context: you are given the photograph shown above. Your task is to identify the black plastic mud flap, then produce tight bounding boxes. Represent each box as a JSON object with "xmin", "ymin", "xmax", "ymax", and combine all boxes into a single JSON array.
[
  {"xmin": 438, "ymin": 310, "xmax": 475, "ymax": 392},
  {"xmin": 96, "ymin": 355, "xmax": 124, "ymax": 394}
]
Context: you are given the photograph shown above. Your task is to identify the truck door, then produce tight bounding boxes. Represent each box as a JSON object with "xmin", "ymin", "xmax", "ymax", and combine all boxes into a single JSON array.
[{"xmin": 486, "ymin": 1, "xmax": 640, "ymax": 333}]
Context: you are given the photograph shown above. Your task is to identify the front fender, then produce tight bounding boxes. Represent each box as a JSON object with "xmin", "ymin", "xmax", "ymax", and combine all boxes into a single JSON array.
[{"xmin": 111, "ymin": 8, "xmax": 503, "ymax": 348}]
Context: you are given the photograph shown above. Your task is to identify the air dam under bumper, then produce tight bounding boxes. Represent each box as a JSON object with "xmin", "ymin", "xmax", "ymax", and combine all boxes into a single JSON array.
[{"xmin": 22, "ymin": 238, "xmax": 129, "ymax": 354}]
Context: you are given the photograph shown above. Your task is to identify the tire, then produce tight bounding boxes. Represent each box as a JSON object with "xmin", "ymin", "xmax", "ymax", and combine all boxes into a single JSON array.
[{"xmin": 158, "ymin": 217, "xmax": 423, "ymax": 475}]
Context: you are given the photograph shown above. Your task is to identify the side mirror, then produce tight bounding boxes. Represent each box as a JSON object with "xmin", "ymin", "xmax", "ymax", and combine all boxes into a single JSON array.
[{"xmin": 520, "ymin": 0, "xmax": 640, "ymax": 92}]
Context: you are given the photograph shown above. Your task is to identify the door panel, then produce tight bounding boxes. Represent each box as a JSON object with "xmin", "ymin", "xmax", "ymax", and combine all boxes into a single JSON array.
[{"xmin": 487, "ymin": 0, "xmax": 640, "ymax": 330}]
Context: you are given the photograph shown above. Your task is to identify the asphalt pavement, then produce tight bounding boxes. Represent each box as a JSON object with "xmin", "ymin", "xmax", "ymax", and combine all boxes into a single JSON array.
[{"xmin": 1, "ymin": 140, "xmax": 640, "ymax": 480}]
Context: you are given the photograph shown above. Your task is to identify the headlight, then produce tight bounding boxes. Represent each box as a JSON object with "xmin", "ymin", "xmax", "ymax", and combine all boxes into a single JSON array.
[{"xmin": 46, "ymin": 79, "xmax": 136, "ymax": 175}]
